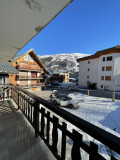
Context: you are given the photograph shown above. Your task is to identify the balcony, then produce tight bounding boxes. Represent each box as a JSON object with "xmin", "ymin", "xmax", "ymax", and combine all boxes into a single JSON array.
[
  {"xmin": 17, "ymin": 65, "xmax": 44, "ymax": 72},
  {"xmin": 0, "ymin": 99, "xmax": 55, "ymax": 160},
  {"xmin": 29, "ymin": 83, "xmax": 45, "ymax": 87},
  {"xmin": 16, "ymin": 75, "xmax": 45, "ymax": 80},
  {"xmin": 17, "ymin": 83, "xmax": 45, "ymax": 88},
  {"xmin": 0, "ymin": 84, "xmax": 120, "ymax": 160}
]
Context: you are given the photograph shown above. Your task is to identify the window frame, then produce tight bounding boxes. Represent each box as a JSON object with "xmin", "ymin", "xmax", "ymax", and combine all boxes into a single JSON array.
[
  {"xmin": 106, "ymin": 56, "xmax": 112, "ymax": 61},
  {"xmin": 103, "ymin": 57, "xmax": 105, "ymax": 62}
]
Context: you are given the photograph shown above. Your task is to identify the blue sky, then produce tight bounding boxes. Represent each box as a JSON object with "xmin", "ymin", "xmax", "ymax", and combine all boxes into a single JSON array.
[{"xmin": 18, "ymin": 0, "xmax": 120, "ymax": 56}]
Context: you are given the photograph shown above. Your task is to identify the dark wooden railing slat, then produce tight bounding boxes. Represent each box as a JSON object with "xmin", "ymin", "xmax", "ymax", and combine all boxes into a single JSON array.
[
  {"xmin": 34, "ymin": 102, "xmax": 39, "ymax": 137},
  {"xmin": 52, "ymin": 116, "xmax": 59, "ymax": 154},
  {"xmin": 61, "ymin": 122, "xmax": 67, "ymax": 160},
  {"xmin": 41, "ymin": 107, "xmax": 45, "ymax": 137},
  {"xmin": 28, "ymin": 101, "xmax": 30, "ymax": 121},
  {"xmin": 71, "ymin": 129, "xmax": 82, "ymax": 160},
  {"xmin": 46, "ymin": 111, "xmax": 50, "ymax": 143},
  {"xmin": 89, "ymin": 141, "xmax": 106, "ymax": 160}
]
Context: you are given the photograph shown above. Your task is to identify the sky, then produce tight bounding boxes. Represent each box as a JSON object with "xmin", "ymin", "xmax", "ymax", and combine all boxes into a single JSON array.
[{"xmin": 18, "ymin": 0, "xmax": 120, "ymax": 56}]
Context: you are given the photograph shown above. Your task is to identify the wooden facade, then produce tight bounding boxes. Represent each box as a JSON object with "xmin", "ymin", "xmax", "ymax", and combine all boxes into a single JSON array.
[{"xmin": 9, "ymin": 49, "xmax": 46, "ymax": 91}]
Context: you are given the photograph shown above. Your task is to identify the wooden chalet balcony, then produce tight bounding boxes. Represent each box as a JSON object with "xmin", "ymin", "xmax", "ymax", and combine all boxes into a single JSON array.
[
  {"xmin": 17, "ymin": 83, "xmax": 45, "ymax": 88},
  {"xmin": 39, "ymin": 75, "xmax": 44, "ymax": 79},
  {"xmin": 17, "ymin": 84, "xmax": 28, "ymax": 88},
  {"xmin": 1, "ymin": 84, "xmax": 120, "ymax": 160},
  {"xmin": 16, "ymin": 75, "xmax": 45, "ymax": 80},
  {"xmin": 17, "ymin": 65, "xmax": 44, "ymax": 72},
  {"xmin": 30, "ymin": 83, "xmax": 45, "ymax": 87}
]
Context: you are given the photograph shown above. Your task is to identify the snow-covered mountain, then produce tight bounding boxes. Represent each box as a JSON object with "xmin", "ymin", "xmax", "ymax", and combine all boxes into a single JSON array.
[{"xmin": 38, "ymin": 53, "xmax": 90, "ymax": 73}]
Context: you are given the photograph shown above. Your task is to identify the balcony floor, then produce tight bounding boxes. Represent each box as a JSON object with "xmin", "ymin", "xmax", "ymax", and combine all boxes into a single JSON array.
[{"xmin": 0, "ymin": 100, "xmax": 55, "ymax": 160}]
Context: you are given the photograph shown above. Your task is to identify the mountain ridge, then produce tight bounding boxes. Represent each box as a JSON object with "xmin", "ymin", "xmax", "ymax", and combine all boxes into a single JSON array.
[{"xmin": 38, "ymin": 53, "xmax": 90, "ymax": 72}]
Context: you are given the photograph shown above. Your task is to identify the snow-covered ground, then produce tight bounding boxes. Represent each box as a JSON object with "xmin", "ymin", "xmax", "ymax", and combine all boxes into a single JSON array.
[
  {"xmin": 63, "ymin": 93, "xmax": 120, "ymax": 160},
  {"xmin": 40, "ymin": 92, "xmax": 120, "ymax": 159}
]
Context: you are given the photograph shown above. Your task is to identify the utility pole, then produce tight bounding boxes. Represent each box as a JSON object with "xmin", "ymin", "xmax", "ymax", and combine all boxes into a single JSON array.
[{"xmin": 112, "ymin": 69, "xmax": 117, "ymax": 102}]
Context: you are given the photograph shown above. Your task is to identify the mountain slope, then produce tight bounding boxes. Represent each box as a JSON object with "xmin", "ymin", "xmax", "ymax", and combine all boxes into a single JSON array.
[{"xmin": 38, "ymin": 53, "xmax": 90, "ymax": 72}]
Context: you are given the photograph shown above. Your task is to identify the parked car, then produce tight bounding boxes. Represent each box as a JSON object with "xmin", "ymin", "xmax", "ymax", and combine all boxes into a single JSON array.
[{"xmin": 52, "ymin": 94, "xmax": 79, "ymax": 109}]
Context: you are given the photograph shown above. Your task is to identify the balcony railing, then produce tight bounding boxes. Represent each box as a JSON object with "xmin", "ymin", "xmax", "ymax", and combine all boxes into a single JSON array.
[
  {"xmin": 16, "ymin": 84, "xmax": 28, "ymax": 88},
  {"xmin": 17, "ymin": 83, "xmax": 45, "ymax": 88},
  {"xmin": 30, "ymin": 83, "xmax": 45, "ymax": 87},
  {"xmin": 17, "ymin": 65, "xmax": 44, "ymax": 72},
  {"xmin": 9, "ymin": 83, "xmax": 120, "ymax": 160},
  {"xmin": 19, "ymin": 75, "xmax": 28, "ymax": 79},
  {"xmin": 39, "ymin": 75, "xmax": 44, "ymax": 79},
  {"xmin": 16, "ymin": 75, "xmax": 45, "ymax": 79}
]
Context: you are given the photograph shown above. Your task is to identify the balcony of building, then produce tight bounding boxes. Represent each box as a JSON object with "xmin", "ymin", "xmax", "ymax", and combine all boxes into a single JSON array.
[
  {"xmin": 16, "ymin": 75, "xmax": 45, "ymax": 80},
  {"xmin": 0, "ymin": 84, "xmax": 120, "ymax": 160},
  {"xmin": 0, "ymin": 99, "xmax": 55, "ymax": 160},
  {"xmin": 16, "ymin": 65, "xmax": 44, "ymax": 72},
  {"xmin": 17, "ymin": 83, "xmax": 45, "ymax": 88}
]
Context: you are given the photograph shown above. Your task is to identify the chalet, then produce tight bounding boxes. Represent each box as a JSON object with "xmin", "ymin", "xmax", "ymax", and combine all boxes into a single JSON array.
[{"xmin": 10, "ymin": 49, "xmax": 47, "ymax": 92}]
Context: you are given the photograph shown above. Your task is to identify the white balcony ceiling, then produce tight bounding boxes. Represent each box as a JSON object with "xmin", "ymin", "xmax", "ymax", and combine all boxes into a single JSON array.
[{"xmin": 0, "ymin": 0, "xmax": 72, "ymax": 63}]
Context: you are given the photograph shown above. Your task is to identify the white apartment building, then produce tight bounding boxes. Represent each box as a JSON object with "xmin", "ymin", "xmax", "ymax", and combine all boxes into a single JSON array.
[{"xmin": 77, "ymin": 46, "xmax": 120, "ymax": 91}]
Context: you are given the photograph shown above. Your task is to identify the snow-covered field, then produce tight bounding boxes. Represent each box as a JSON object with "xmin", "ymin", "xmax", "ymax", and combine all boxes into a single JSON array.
[
  {"xmin": 62, "ymin": 93, "xmax": 120, "ymax": 160},
  {"xmin": 40, "ymin": 92, "xmax": 120, "ymax": 159}
]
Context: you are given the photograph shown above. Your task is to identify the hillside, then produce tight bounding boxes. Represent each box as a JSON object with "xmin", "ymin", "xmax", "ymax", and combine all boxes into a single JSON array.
[{"xmin": 38, "ymin": 53, "xmax": 90, "ymax": 73}]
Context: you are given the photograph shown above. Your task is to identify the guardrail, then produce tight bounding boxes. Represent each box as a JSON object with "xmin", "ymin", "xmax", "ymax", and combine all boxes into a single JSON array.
[{"xmin": 10, "ymin": 83, "xmax": 120, "ymax": 160}]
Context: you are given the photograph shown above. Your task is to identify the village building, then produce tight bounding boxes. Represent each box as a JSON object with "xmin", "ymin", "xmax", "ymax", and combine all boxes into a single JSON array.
[
  {"xmin": 0, "ymin": 63, "xmax": 18, "ymax": 99},
  {"xmin": 77, "ymin": 46, "xmax": 120, "ymax": 91},
  {"xmin": 59, "ymin": 72, "xmax": 69, "ymax": 83},
  {"xmin": 10, "ymin": 49, "xmax": 47, "ymax": 92},
  {"xmin": 0, "ymin": 63, "xmax": 19, "ymax": 86},
  {"xmin": 47, "ymin": 72, "xmax": 69, "ymax": 85}
]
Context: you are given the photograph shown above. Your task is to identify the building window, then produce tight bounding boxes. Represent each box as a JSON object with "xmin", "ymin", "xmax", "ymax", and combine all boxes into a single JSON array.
[
  {"xmin": 105, "ymin": 76, "xmax": 111, "ymax": 81},
  {"xmin": 106, "ymin": 66, "xmax": 112, "ymax": 71},
  {"xmin": 88, "ymin": 68, "xmax": 90, "ymax": 71},
  {"xmin": 102, "ymin": 67, "xmax": 105, "ymax": 71},
  {"xmin": 87, "ymin": 76, "xmax": 89, "ymax": 79},
  {"xmin": 101, "ymin": 85, "xmax": 103, "ymax": 88},
  {"xmin": 101, "ymin": 76, "xmax": 104, "ymax": 80},
  {"xmin": 88, "ymin": 61, "xmax": 90, "ymax": 64},
  {"xmin": 103, "ymin": 57, "xmax": 105, "ymax": 61},
  {"xmin": 106, "ymin": 56, "xmax": 112, "ymax": 61}
]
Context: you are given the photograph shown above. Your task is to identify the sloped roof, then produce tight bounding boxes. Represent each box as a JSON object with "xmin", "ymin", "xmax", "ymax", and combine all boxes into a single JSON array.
[
  {"xmin": 77, "ymin": 45, "xmax": 120, "ymax": 62},
  {"xmin": 0, "ymin": 63, "xmax": 19, "ymax": 74},
  {"xmin": 12, "ymin": 49, "xmax": 47, "ymax": 72}
]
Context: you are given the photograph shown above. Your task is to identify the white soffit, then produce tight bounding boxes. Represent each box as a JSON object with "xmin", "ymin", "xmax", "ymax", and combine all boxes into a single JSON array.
[{"xmin": 0, "ymin": 0, "xmax": 73, "ymax": 62}]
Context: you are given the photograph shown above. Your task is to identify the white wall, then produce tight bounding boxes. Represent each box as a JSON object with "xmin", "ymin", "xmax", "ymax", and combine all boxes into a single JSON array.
[
  {"xmin": 78, "ymin": 58, "xmax": 99, "ymax": 87},
  {"xmin": 78, "ymin": 53, "xmax": 120, "ymax": 91},
  {"xmin": 114, "ymin": 53, "xmax": 120, "ymax": 91},
  {"xmin": 97, "ymin": 53, "xmax": 115, "ymax": 91}
]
